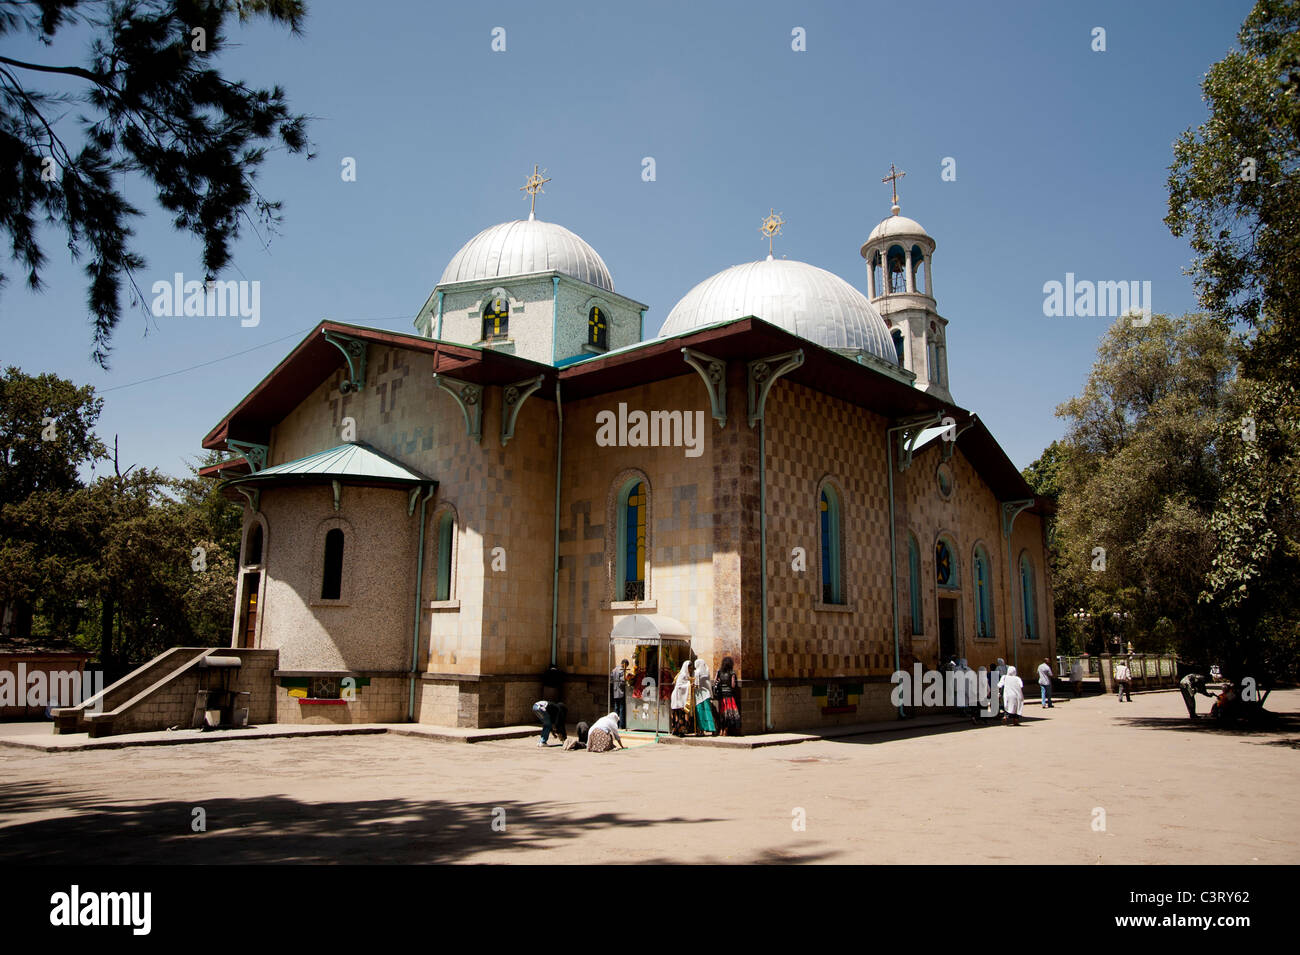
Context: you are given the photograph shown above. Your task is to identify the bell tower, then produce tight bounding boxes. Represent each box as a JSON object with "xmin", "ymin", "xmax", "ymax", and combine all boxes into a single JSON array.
[{"xmin": 860, "ymin": 165, "xmax": 951, "ymax": 403}]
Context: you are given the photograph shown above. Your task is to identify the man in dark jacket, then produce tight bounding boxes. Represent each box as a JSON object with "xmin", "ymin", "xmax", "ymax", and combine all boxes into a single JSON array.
[{"xmin": 1179, "ymin": 673, "xmax": 1213, "ymax": 718}]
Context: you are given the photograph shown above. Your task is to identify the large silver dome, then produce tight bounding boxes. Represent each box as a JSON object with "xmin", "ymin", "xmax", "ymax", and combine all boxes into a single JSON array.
[
  {"xmin": 658, "ymin": 257, "xmax": 897, "ymax": 362},
  {"xmin": 438, "ymin": 217, "xmax": 614, "ymax": 291}
]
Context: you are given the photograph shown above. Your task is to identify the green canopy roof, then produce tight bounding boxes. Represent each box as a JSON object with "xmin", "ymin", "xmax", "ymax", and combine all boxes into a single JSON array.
[{"xmin": 225, "ymin": 442, "xmax": 432, "ymax": 487}]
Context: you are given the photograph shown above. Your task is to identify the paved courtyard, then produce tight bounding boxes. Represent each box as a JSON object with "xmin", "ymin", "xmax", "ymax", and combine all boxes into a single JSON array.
[{"xmin": 1, "ymin": 688, "xmax": 1297, "ymax": 864}]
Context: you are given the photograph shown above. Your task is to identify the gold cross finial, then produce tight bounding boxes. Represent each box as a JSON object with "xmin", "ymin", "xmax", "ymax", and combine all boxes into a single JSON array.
[
  {"xmin": 882, "ymin": 163, "xmax": 906, "ymax": 213},
  {"xmin": 520, "ymin": 164, "xmax": 551, "ymax": 219},
  {"xmin": 760, "ymin": 209, "xmax": 785, "ymax": 257}
]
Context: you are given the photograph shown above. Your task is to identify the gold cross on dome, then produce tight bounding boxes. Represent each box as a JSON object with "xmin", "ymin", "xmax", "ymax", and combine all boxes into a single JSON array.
[
  {"xmin": 760, "ymin": 209, "xmax": 785, "ymax": 256},
  {"xmin": 882, "ymin": 163, "xmax": 906, "ymax": 208},
  {"xmin": 520, "ymin": 164, "xmax": 551, "ymax": 217}
]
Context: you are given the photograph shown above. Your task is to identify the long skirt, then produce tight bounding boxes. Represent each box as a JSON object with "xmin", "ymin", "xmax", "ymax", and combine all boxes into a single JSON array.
[
  {"xmin": 720, "ymin": 696, "xmax": 741, "ymax": 732},
  {"xmin": 670, "ymin": 707, "xmax": 690, "ymax": 736},
  {"xmin": 695, "ymin": 699, "xmax": 717, "ymax": 733},
  {"xmin": 588, "ymin": 729, "xmax": 614, "ymax": 753}
]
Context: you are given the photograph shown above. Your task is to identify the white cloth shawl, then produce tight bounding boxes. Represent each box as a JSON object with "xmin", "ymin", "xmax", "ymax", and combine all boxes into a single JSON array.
[
  {"xmin": 999, "ymin": 665, "xmax": 1025, "ymax": 715},
  {"xmin": 670, "ymin": 662, "xmax": 693, "ymax": 709}
]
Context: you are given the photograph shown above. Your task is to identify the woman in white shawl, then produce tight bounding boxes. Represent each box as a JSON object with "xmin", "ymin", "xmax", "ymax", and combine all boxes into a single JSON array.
[
  {"xmin": 998, "ymin": 665, "xmax": 1025, "ymax": 726},
  {"xmin": 693, "ymin": 657, "xmax": 718, "ymax": 736},
  {"xmin": 670, "ymin": 660, "xmax": 694, "ymax": 736}
]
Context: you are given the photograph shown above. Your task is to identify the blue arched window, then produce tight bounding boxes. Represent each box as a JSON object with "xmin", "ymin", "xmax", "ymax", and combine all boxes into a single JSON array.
[
  {"xmin": 434, "ymin": 511, "xmax": 454, "ymax": 601},
  {"xmin": 908, "ymin": 534, "xmax": 922, "ymax": 634},
  {"xmin": 820, "ymin": 485, "xmax": 843, "ymax": 604},
  {"xmin": 974, "ymin": 545, "xmax": 994, "ymax": 637},
  {"xmin": 935, "ymin": 537, "xmax": 958, "ymax": 589},
  {"xmin": 1020, "ymin": 554, "xmax": 1039, "ymax": 640},
  {"xmin": 618, "ymin": 480, "xmax": 647, "ymax": 600}
]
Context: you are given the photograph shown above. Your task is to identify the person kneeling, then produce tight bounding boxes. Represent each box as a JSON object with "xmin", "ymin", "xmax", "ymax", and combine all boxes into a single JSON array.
[{"xmin": 587, "ymin": 711, "xmax": 625, "ymax": 753}]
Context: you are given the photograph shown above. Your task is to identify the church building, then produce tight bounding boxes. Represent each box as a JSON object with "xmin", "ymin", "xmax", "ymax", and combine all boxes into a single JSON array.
[{"xmin": 200, "ymin": 167, "xmax": 1055, "ymax": 733}]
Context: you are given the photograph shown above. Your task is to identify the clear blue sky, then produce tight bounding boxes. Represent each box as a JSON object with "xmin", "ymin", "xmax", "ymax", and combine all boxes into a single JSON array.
[{"xmin": 3, "ymin": 0, "xmax": 1255, "ymax": 475}]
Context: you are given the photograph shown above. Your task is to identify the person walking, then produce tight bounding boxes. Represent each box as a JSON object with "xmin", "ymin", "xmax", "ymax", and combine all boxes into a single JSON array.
[
  {"xmin": 999, "ymin": 665, "xmax": 1025, "ymax": 726},
  {"xmin": 1115, "ymin": 660, "xmax": 1133, "ymax": 702},
  {"xmin": 1179, "ymin": 673, "xmax": 1213, "ymax": 718},
  {"xmin": 587, "ymin": 711, "xmax": 625, "ymax": 752},
  {"xmin": 714, "ymin": 656, "xmax": 742, "ymax": 736},
  {"xmin": 610, "ymin": 658, "xmax": 628, "ymax": 728},
  {"xmin": 693, "ymin": 656, "xmax": 718, "ymax": 735},
  {"xmin": 1070, "ymin": 660, "xmax": 1084, "ymax": 697},
  {"xmin": 531, "ymin": 699, "xmax": 568, "ymax": 747},
  {"xmin": 1037, "ymin": 658, "xmax": 1055, "ymax": 708},
  {"xmin": 991, "ymin": 657, "xmax": 1008, "ymax": 718}
]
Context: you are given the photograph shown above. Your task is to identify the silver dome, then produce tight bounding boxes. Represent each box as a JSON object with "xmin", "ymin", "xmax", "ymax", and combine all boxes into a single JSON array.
[
  {"xmin": 658, "ymin": 258, "xmax": 897, "ymax": 363},
  {"xmin": 438, "ymin": 218, "xmax": 614, "ymax": 291}
]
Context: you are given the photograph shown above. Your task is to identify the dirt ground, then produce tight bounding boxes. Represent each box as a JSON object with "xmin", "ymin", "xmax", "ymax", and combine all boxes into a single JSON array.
[{"xmin": 1, "ymin": 687, "xmax": 1297, "ymax": 864}]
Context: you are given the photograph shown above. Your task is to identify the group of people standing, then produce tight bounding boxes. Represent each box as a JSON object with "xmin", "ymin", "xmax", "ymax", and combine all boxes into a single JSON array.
[{"xmin": 609, "ymin": 654, "xmax": 742, "ymax": 737}]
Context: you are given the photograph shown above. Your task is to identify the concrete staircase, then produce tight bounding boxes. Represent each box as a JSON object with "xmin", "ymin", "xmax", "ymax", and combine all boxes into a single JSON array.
[{"xmin": 53, "ymin": 647, "xmax": 277, "ymax": 738}]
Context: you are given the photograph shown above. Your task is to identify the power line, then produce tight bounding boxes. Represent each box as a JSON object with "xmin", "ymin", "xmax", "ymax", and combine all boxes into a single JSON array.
[{"xmin": 97, "ymin": 315, "xmax": 414, "ymax": 393}]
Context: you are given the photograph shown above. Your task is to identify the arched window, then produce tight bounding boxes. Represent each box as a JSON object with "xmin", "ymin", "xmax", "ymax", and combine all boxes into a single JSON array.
[
  {"xmin": 618, "ymin": 480, "xmax": 647, "ymax": 600},
  {"xmin": 321, "ymin": 528, "xmax": 344, "ymax": 600},
  {"xmin": 891, "ymin": 329, "xmax": 905, "ymax": 365},
  {"xmin": 908, "ymin": 534, "xmax": 922, "ymax": 634},
  {"xmin": 820, "ymin": 485, "xmax": 843, "ymax": 604},
  {"xmin": 1020, "ymin": 554, "xmax": 1039, "ymax": 640},
  {"xmin": 482, "ymin": 294, "xmax": 509, "ymax": 341},
  {"xmin": 911, "ymin": 244, "xmax": 927, "ymax": 293},
  {"xmin": 887, "ymin": 244, "xmax": 907, "ymax": 293},
  {"xmin": 588, "ymin": 306, "xmax": 609, "ymax": 350},
  {"xmin": 974, "ymin": 545, "xmax": 994, "ymax": 637},
  {"xmin": 245, "ymin": 523, "xmax": 263, "ymax": 566},
  {"xmin": 935, "ymin": 537, "xmax": 958, "ymax": 588},
  {"xmin": 434, "ymin": 511, "xmax": 454, "ymax": 601}
]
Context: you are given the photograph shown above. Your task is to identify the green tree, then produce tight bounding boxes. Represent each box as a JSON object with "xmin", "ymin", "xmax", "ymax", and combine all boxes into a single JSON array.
[
  {"xmin": 1165, "ymin": 0, "xmax": 1300, "ymax": 680},
  {"xmin": 1052, "ymin": 313, "xmax": 1236, "ymax": 661},
  {"xmin": 0, "ymin": 0, "xmax": 310, "ymax": 366}
]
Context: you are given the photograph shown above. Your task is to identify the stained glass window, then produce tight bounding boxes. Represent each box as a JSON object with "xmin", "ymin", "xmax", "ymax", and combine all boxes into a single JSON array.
[
  {"xmin": 936, "ymin": 538, "xmax": 954, "ymax": 588},
  {"xmin": 820, "ymin": 487, "xmax": 843, "ymax": 604},
  {"xmin": 588, "ymin": 306, "xmax": 608, "ymax": 350},
  {"xmin": 622, "ymin": 482, "xmax": 646, "ymax": 600},
  {"xmin": 482, "ymin": 295, "xmax": 509, "ymax": 341}
]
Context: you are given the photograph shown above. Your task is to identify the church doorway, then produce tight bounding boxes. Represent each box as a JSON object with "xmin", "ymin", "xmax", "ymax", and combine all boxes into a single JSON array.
[
  {"xmin": 938, "ymin": 597, "xmax": 960, "ymax": 664},
  {"xmin": 238, "ymin": 573, "xmax": 260, "ymax": 648}
]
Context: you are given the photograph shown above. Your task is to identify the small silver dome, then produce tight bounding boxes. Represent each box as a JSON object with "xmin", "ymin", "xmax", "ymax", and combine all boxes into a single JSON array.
[
  {"xmin": 439, "ymin": 218, "xmax": 614, "ymax": 291},
  {"xmin": 658, "ymin": 257, "xmax": 897, "ymax": 363}
]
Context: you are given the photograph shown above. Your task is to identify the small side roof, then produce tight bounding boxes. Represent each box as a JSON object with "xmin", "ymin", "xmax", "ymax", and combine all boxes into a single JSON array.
[{"xmin": 224, "ymin": 442, "xmax": 433, "ymax": 488}]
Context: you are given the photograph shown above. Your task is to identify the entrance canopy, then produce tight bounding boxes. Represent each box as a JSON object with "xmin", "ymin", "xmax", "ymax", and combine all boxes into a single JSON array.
[{"xmin": 610, "ymin": 614, "xmax": 691, "ymax": 646}]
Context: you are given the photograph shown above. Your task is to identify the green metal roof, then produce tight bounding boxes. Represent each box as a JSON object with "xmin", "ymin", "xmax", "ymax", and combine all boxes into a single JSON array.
[{"xmin": 226, "ymin": 442, "xmax": 432, "ymax": 486}]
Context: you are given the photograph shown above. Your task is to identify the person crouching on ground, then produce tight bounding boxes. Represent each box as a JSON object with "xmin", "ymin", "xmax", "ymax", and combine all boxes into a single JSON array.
[
  {"xmin": 1180, "ymin": 672, "xmax": 1213, "ymax": 718},
  {"xmin": 532, "ymin": 699, "xmax": 568, "ymax": 747},
  {"xmin": 999, "ymin": 666, "xmax": 1025, "ymax": 726},
  {"xmin": 587, "ymin": 711, "xmax": 625, "ymax": 752}
]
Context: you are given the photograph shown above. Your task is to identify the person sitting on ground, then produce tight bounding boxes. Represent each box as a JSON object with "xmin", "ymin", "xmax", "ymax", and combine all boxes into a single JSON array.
[{"xmin": 587, "ymin": 711, "xmax": 624, "ymax": 753}]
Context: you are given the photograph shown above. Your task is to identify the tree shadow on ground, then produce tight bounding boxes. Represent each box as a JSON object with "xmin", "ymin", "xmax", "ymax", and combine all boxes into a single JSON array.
[
  {"xmin": 0, "ymin": 781, "xmax": 838, "ymax": 864},
  {"xmin": 1114, "ymin": 711, "xmax": 1300, "ymax": 737}
]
